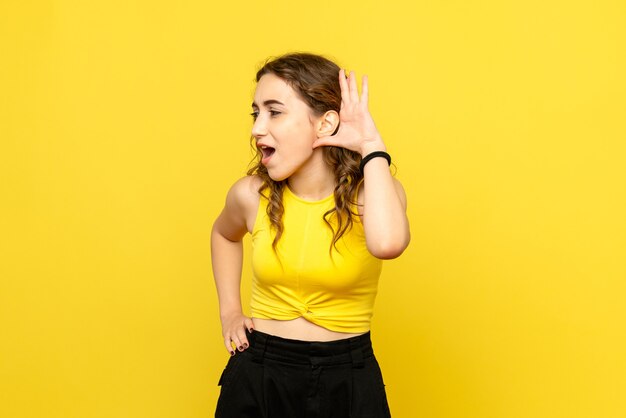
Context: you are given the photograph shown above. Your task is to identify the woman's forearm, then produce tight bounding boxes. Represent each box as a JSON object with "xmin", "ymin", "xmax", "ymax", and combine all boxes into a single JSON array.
[
  {"xmin": 211, "ymin": 226, "xmax": 244, "ymax": 318},
  {"xmin": 361, "ymin": 140, "xmax": 410, "ymax": 259}
]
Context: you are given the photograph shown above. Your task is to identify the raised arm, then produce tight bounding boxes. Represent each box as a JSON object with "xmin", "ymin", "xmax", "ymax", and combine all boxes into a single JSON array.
[
  {"xmin": 313, "ymin": 69, "xmax": 410, "ymax": 259},
  {"xmin": 359, "ymin": 144, "xmax": 410, "ymax": 259},
  {"xmin": 211, "ymin": 176, "xmax": 260, "ymax": 355}
]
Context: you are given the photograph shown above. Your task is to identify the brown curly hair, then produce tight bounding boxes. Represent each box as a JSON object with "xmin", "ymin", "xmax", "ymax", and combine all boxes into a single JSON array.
[{"xmin": 246, "ymin": 52, "xmax": 364, "ymax": 253}]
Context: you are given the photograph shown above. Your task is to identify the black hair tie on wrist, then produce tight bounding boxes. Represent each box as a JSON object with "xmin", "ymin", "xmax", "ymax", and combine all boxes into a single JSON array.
[{"xmin": 359, "ymin": 151, "xmax": 391, "ymax": 174}]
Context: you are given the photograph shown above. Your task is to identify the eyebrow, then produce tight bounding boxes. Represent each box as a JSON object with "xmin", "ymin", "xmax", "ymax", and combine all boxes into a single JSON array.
[{"xmin": 251, "ymin": 99, "xmax": 285, "ymax": 108}]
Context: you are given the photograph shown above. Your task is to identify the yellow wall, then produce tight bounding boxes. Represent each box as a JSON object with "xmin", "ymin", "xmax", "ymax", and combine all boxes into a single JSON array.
[{"xmin": 1, "ymin": 1, "xmax": 625, "ymax": 417}]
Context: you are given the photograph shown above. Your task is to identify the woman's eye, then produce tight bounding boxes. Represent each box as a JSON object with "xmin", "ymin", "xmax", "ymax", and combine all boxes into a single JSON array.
[{"xmin": 250, "ymin": 110, "xmax": 280, "ymax": 120}]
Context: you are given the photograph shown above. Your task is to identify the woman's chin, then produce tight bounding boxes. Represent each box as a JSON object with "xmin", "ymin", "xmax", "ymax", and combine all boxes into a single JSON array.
[
  {"xmin": 265, "ymin": 167, "xmax": 287, "ymax": 182},
  {"xmin": 268, "ymin": 172, "xmax": 289, "ymax": 182}
]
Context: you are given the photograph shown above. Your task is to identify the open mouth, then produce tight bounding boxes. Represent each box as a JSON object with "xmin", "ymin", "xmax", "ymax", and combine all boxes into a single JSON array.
[{"xmin": 260, "ymin": 146, "xmax": 275, "ymax": 161}]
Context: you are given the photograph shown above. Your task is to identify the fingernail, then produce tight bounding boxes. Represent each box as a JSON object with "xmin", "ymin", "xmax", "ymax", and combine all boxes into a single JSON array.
[
  {"xmin": 248, "ymin": 328, "xmax": 254, "ymax": 333},
  {"xmin": 238, "ymin": 346, "xmax": 243, "ymax": 350},
  {"xmin": 243, "ymin": 343, "xmax": 248, "ymax": 349},
  {"xmin": 230, "ymin": 351, "xmax": 235, "ymax": 356}
]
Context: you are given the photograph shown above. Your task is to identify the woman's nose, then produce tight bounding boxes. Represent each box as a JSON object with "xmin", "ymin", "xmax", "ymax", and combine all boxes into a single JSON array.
[{"xmin": 251, "ymin": 117, "xmax": 267, "ymax": 138}]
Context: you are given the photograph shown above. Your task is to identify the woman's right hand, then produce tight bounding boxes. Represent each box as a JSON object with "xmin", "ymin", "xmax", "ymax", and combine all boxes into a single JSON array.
[{"xmin": 221, "ymin": 312, "xmax": 255, "ymax": 355}]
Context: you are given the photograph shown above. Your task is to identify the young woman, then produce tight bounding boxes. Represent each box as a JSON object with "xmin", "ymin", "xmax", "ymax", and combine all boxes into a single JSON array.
[{"xmin": 211, "ymin": 52, "xmax": 410, "ymax": 417}]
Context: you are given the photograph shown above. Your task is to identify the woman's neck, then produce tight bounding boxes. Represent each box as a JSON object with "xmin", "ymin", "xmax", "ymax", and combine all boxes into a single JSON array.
[{"xmin": 286, "ymin": 149, "xmax": 335, "ymax": 200}]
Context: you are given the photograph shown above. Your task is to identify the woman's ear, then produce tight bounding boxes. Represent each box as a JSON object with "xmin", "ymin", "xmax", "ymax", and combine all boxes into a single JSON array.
[{"xmin": 316, "ymin": 110, "xmax": 340, "ymax": 137}]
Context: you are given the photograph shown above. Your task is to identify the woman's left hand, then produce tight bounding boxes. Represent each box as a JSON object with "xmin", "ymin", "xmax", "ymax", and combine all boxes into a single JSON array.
[{"xmin": 312, "ymin": 69, "xmax": 386, "ymax": 156}]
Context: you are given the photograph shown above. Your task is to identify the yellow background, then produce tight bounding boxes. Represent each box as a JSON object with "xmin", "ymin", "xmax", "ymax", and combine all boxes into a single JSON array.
[{"xmin": 1, "ymin": 1, "xmax": 625, "ymax": 417}]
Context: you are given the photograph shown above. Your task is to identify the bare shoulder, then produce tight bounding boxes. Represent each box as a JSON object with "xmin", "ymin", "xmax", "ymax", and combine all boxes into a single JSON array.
[
  {"xmin": 222, "ymin": 175, "xmax": 263, "ymax": 234},
  {"xmin": 226, "ymin": 175, "xmax": 263, "ymax": 210}
]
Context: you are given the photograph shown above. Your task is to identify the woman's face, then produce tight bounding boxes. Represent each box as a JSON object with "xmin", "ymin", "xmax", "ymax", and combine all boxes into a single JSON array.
[{"xmin": 251, "ymin": 73, "xmax": 321, "ymax": 181}]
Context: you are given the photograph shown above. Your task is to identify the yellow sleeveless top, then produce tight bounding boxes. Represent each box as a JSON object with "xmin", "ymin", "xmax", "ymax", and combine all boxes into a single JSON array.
[{"xmin": 250, "ymin": 186, "xmax": 383, "ymax": 333}]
